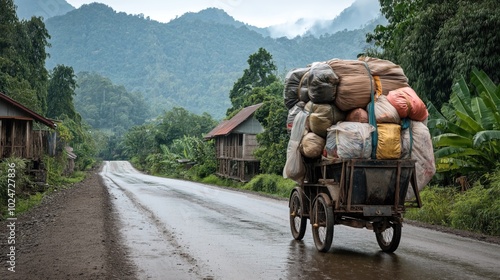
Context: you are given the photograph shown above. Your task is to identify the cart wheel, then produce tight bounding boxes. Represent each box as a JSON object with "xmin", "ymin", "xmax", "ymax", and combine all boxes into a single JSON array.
[
  {"xmin": 289, "ymin": 190, "xmax": 307, "ymax": 240},
  {"xmin": 311, "ymin": 195, "xmax": 334, "ymax": 252},
  {"xmin": 375, "ymin": 222, "xmax": 402, "ymax": 253}
]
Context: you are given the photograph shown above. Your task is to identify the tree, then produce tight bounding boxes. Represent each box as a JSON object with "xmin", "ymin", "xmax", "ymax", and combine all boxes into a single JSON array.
[
  {"xmin": 19, "ymin": 17, "xmax": 51, "ymax": 113},
  {"xmin": 226, "ymin": 47, "xmax": 278, "ymax": 116},
  {"xmin": 74, "ymin": 71, "xmax": 149, "ymax": 132},
  {"xmin": 154, "ymin": 107, "xmax": 217, "ymax": 148},
  {"xmin": 366, "ymin": 0, "xmax": 500, "ymax": 108},
  {"xmin": 254, "ymin": 94, "xmax": 288, "ymax": 175},
  {"xmin": 431, "ymin": 69, "xmax": 500, "ymax": 181},
  {"xmin": 47, "ymin": 65, "xmax": 80, "ymax": 122},
  {"xmin": 0, "ymin": 0, "xmax": 50, "ymax": 113}
]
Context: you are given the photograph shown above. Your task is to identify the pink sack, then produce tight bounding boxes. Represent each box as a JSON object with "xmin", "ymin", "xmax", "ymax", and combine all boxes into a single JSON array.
[{"xmin": 386, "ymin": 87, "xmax": 428, "ymax": 121}]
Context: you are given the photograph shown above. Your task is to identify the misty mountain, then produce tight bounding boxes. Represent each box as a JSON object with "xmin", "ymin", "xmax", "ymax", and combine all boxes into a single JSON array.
[
  {"xmin": 14, "ymin": 0, "xmax": 74, "ymax": 20},
  {"xmin": 268, "ymin": 0, "xmax": 383, "ymax": 38},
  {"xmin": 306, "ymin": 0, "xmax": 383, "ymax": 37},
  {"xmin": 17, "ymin": 2, "xmax": 377, "ymax": 120}
]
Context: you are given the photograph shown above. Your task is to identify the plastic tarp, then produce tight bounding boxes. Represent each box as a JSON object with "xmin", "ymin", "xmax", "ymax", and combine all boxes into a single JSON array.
[
  {"xmin": 307, "ymin": 63, "xmax": 339, "ymax": 104},
  {"xmin": 284, "ymin": 67, "xmax": 310, "ymax": 109}
]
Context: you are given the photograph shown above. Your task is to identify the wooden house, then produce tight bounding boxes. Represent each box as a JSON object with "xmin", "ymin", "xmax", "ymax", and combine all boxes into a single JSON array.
[
  {"xmin": 0, "ymin": 92, "xmax": 56, "ymax": 161},
  {"xmin": 204, "ymin": 103, "xmax": 264, "ymax": 182}
]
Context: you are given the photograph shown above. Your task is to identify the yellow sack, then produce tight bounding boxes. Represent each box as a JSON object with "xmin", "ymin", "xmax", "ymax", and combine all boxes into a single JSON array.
[{"xmin": 376, "ymin": 123, "xmax": 401, "ymax": 159}]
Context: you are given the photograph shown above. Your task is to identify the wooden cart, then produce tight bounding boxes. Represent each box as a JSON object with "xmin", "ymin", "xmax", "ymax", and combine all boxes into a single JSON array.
[{"xmin": 289, "ymin": 159, "xmax": 422, "ymax": 253}]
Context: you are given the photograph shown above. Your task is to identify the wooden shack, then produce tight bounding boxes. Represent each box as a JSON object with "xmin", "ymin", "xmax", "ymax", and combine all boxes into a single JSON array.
[
  {"xmin": 0, "ymin": 92, "xmax": 56, "ymax": 160},
  {"xmin": 204, "ymin": 103, "xmax": 264, "ymax": 182}
]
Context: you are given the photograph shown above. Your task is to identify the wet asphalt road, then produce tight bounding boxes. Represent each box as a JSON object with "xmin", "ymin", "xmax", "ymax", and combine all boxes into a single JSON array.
[{"xmin": 100, "ymin": 161, "xmax": 500, "ymax": 280}]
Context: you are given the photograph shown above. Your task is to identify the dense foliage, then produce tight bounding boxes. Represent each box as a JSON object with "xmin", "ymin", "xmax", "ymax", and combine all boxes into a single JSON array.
[
  {"xmin": 430, "ymin": 69, "xmax": 500, "ymax": 182},
  {"xmin": 121, "ymin": 107, "xmax": 217, "ymax": 174},
  {"xmin": 74, "ymin": 71, "xmax": 149, "ymax": 135},
  {"xmin": 367, "ymin": 0, "xmax": 500, "ymax": 108},
  {"xmin": 0, "ymin": 0, "xmax": 50, "ymax": 113},
  {"xmin": 0, "ymin": 0, "xmax": 96, "ymax": 183}
]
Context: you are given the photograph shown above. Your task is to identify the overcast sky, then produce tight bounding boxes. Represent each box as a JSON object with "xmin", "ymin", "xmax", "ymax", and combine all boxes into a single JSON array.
[{"xmin": 64, "ymin": 0, "xmax": 356, "ymax": 28}]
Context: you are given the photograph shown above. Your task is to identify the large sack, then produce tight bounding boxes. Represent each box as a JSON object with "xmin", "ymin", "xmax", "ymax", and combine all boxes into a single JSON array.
[
  {"xmin": 284, "ymin": 67, "xmax": 310, "ymax": 109},
  {"xmin": 327, "ymin": 59, "xmax": 375, "ymax": 111},
  {"xmin": 305, "ymin": 102, "xmax": 345, "ymax": 138},
  {"xmin": 307, "ymin": 63, "xmax": 339, "ymax": 103},
  {"xmin": 359, "ymin": 56, "xmax": 409, "ymax": 95},
  {"xmin": 374, "ymin": 95, "xmax": 400, "ymax": 124},
  {"xmin": 283, "ymin": 111, "xmax": 308, "ymax": 183},
  {"xmin": 387, "ymin": 87, "xmax": 429, "ymax": 121},
  {"xmin": 286, "ymin": 101, "xmax": 306, "ymax": 133},
  {"xmin": 325, "ymin": 122, "xmax": 375, "ymax": 159},
  {"xmin": 402, "ymin": 121, "xmax": 436, "ymax": 199},
  {"xmin": 300, "ymin": 132, "xmax": 325, "ymax": 158},
  {"xmin": 376, "ymin": 123, "xmax": 401, "ymax": 159}
]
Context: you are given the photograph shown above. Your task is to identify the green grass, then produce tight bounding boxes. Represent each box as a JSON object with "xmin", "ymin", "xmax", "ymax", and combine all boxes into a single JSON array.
[{"xmin": 15, "ymin": 192, "xmax": 44, "ymax": 215}]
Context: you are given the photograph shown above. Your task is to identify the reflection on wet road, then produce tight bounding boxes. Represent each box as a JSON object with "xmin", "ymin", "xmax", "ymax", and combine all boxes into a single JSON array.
[{"xmin": 100, "ymin": 161, "xmax": 500, "ymax": 280}]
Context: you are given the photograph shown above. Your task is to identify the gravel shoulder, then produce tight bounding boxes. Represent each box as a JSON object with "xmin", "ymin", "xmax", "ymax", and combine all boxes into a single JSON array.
[
  {"xmin": 0, "ymin": 166, "xmax": 136, "ymax": 279},
  {"xmin": 1, "ymin": 166, "xmax": 499, "ymax": 279}
]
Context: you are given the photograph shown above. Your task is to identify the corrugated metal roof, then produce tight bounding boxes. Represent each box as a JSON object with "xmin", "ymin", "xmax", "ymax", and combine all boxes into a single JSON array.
[
  {"xmin": 0, "ymin": 92, "xmax": 56, "ymax": 129},
  {"xmin": 204, "ymin": 103, "xmax": 263, "ymax": 139}
]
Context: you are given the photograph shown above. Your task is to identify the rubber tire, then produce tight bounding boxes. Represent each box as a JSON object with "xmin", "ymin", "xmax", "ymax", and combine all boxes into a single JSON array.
[
  {"xmin": 289, "ymin": 190, "xmax": 307, "ymax": 240},
  {"xmin": 311, "ymin": 195, "xmax": 334, "ymax": 252},
  {"xmin": 375, "ymin": 222, "xmax": 402, "ymax": 253}
]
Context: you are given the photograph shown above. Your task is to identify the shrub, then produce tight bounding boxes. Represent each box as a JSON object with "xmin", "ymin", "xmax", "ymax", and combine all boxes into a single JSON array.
[
  {"xmin": 450, "ymin": 183, "xmax": 500, "ymax": 235},
  {"xmin": 245, "ymin": 174, "xmax": 296, "ymax": 198},
  {"xmin": 405, "ymin": 186, "xmax": 457, "ymax": 225}
]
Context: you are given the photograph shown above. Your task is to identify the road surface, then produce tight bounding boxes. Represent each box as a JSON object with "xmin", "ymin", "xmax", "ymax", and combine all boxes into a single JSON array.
[{"xmin": 100, "ymin": 161, "xmax": 500, "ymax": 280}]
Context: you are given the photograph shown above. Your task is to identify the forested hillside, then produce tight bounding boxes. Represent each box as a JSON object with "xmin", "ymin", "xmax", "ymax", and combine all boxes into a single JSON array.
[{"xmin": 44, "ymin": 3, "xmax": 374, "ymax": 119}]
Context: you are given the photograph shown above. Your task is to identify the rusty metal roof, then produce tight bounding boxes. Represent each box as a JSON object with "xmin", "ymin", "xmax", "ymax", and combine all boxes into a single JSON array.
[
  {"xmin": 204, "ymin": 103, "xmax": 262, "ymax": 139},
  {"xmin": 0, "ymin": 92, "xmax": 56, "ymax": 129}
]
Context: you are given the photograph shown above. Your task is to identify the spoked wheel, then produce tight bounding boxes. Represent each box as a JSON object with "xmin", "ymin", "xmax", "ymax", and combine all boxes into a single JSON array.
[
  {"xmin": 375, "ymin": 221, "xmax": 402, "ymax": 253},
  {"xmin": 311, "ymin": 195, "xmax": 334, "ymax": 252},
  {"xmin": 289, "ymin": 190, "xmax": 307, "ymax": 240}
]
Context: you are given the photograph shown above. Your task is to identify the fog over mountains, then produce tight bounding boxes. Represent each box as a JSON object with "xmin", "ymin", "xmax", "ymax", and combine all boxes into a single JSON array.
[{"xmin": 14, "ymin": 0, "xmax": 384, "ymax": 119}]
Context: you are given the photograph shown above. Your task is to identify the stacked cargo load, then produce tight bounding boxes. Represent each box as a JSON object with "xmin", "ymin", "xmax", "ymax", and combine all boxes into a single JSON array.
[{"xmin": 283, "ymin": 56, "xmax": 435, "ymax": 198}]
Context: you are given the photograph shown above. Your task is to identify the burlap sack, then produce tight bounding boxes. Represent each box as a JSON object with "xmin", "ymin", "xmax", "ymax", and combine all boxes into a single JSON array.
[
  {"xmin": 327, "ymin": 59, "xmax": 375, "ymax": 111},
  {"xmin": 300, "ymin": 132, "xmax": 325, "ymax": 158},
  {"xmin": 305, "ymin": 101, "xmax": 346, "ymax": 138},
  {"xmin": 374, "ymin": 95, "xmax": 400, "ymax": 124},
  {"xmin": 346, "ymin": 108, "xmax": 368, "ymax": 123}
]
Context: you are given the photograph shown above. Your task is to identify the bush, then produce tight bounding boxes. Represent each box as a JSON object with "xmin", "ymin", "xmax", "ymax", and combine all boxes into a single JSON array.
[
  {"xmin": 405, "ymin": 186, "xmax": 457, "ymax": 225},
  {"xmin": 245, "ymin": 174, "xmax": 296, "ymax": 198},
  {"xmin": 450, "ymin": 183, "xmax": 500, "ymax": 235}
]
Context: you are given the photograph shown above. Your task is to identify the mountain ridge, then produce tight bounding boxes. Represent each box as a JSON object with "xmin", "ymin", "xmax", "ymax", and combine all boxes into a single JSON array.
[{"xmin": 19, "ymin": 1, "xmax": 377, "ymax": 120}]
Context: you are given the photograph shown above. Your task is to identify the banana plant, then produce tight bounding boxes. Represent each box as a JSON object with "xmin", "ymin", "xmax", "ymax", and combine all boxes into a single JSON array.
[{"xmin": 431, "ymin": 68, "xmax": 500, "ymax": 175}]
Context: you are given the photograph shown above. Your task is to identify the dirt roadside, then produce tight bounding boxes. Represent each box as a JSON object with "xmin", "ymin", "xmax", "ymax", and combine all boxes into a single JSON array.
[
  {"xmin": 0, "ymin": 166, "xmax": 136, "ymax": 280},
  {"xmin": 1, "ymin": 166, "xmax": 499, "ymax": 279}
]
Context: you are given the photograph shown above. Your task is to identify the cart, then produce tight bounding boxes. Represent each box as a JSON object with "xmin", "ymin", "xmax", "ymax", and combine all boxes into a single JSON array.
[{"xmin": 289, "ymin": 158, "xmax": 422, "ymax": 253}]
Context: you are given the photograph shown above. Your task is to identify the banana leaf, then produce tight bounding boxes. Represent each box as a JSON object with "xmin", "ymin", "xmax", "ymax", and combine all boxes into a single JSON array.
[
  {"xmin": 433, "ymin": 133, "xmax": 472, "ymax": 148},
  {"xmin": 455, "ymin": 110, "xmax": 484, "ymax": 134},
  {"xmin": 473, "ymin": 130, "xmax": 500, "ymax": 148}
]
